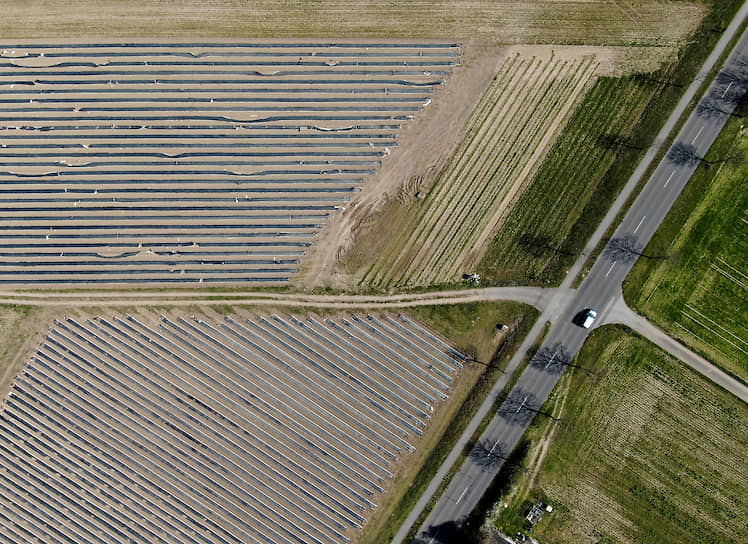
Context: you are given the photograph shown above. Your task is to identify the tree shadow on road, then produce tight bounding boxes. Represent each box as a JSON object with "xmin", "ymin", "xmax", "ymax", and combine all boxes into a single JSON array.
[{"xmin": 416, "ymin": 520, "xmax": 466, "ymax": 544}]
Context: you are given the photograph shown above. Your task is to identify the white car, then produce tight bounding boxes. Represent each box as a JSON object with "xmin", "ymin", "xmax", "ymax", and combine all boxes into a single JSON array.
[{"xmin": 581, "ymin": 309, "xmax": 597, "ymax": 329}]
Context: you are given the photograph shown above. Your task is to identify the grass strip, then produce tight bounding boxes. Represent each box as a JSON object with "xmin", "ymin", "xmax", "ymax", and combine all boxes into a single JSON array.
[{"xmin": 623, "ymin": 98, "xmax": 746, "ymax": 381}]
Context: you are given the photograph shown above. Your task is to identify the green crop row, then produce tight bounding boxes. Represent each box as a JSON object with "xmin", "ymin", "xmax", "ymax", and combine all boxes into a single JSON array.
[{"xmin": 478, "ymin": 74, "xmax": 654, "ymax": 285}]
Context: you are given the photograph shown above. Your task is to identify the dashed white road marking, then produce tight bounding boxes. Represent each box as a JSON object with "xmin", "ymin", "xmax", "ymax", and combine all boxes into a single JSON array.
[
  {"xmin": 489, "ymin": 439, "xmax": 501, "ymax": 455},
  {"xmin": 691, "ymin": 126, "xmax": 704, "ymax": 145},
  {"xmin": 605, "ymin": 261, "xmax": 617, "ymax": 277},
  {"xmin": 545, "ymin": 350, "xmax": 558, "ymax": 369},
  {"xmin": 633, "ymin": 215, "xmax": 646, "ymax": 234},
  {"xmin": 722, "ymin": 81, "xmax": 734, "ymax": 98},
  {"xmin": 664, "ymin": 170, "xmax": 675, "ymax": 187},
  {"xmin": 455, "ymin": 486, "xmax": 469, "ymax": 505}
]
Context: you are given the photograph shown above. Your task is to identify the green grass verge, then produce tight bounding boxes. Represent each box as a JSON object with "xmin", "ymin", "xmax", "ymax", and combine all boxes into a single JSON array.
[
  {"xmin": 360, "ymin": 302, "xmax": 539, "ymax": 544},
  {"xmin": 624, "ymin": 104, "xmax": 747, "ymax": 382},
  {"xmin": 493, "ymin": 325, "xmax": 747, "ymax": 544},
  {"xmin": 405, "ymin": 301, "xmax": 535, "ymax": 363},
  {"xmin": 478, "ymin": 0, "xmax": 745, "ymax": 287}
]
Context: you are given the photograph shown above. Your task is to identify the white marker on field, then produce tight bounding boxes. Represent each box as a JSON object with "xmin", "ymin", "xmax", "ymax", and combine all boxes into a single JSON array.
[
  {"xmin": 633, "ymin": 215, "xmax": 646, "ymax": 234},
  {"xmin": 722, "ymin": 81, "xmax": 733, "ymax": 98},
  {"xmin": 691, "ymin": 126, "xmax": 704, "ymax": 145},
  {"xmin": 605, "ymin": 261, "xmax": 617, "ymax": 277},
  {"xmin": 455, "ymin": 486, "xmax": 469, "ymax": 504},
  {"xmin": 664, "ymin": 170, "xmax": 675, "ymax": 187}
]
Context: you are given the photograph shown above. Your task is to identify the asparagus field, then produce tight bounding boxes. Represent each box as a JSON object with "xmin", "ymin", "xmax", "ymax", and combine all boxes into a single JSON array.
[
  {"xmin": 0, "ymin": 311, "xmax": 467, "ymax": 544},
  {"xmin": 0, "ymin": 42, "xmax": 456, "ymax": 286}
]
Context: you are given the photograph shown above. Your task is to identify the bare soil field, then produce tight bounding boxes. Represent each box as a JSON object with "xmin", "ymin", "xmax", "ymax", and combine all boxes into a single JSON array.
[{"xmin": 1, "ymin": 1, "xmax": 703, "ymax": 45}]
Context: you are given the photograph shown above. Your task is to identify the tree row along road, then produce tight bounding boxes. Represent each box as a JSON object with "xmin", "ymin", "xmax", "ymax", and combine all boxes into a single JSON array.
[{"xmin": 407, "ymin": 8, "xmax": 748, "ymax": 543}]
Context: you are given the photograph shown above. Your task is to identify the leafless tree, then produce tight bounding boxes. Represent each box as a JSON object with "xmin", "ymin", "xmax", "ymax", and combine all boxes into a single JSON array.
[
  {"xmin": 605, "ymin": 233, "xmax": 644, "ymax": 263},
  {"xmin": 696, "ymin": 97, "xmax": 737, "ymax": 119},
  {"xmin": 668, "ymin": 141, "xmax": 744, "ymax": 169},
  {"xmin": 499, "ymin": 388, "xmax": 560, "ymax": 426},
  {"xmin": 605, "ymin": 233, "xmax": 667, "ymax": 263},
  {"xmin": 419, "ymin": 521, "xmax": 465, "ymax": 544},
  {"xmin": 531, "ymin": 342, "xmax": 594, "ymax": 376},
  {"xmin": 463, "ymin": 345, "xmax": 481, "ymax": 365},
  {"xmin": 470, "ymin": 439, "xmax": 511, "ymax": 469},
  {"xmin": 716, "ymin": 66, "xmax": 748, "ymax": 93},
  {"xmin": 708, "ymin": 80, "xmax": 746, "ymax": 108},
  {"xmin": 668, "ymin": 142, "xmax": 704, "ymax": 167}
]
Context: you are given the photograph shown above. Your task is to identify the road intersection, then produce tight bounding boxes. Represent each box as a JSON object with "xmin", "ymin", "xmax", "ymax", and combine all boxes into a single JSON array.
[{"xmin": 406, "ymin": 10, "xmax": 748, "ymax": 544}]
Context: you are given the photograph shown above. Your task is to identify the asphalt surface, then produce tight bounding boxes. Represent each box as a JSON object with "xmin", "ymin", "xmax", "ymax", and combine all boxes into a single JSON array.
[{"xmin": 409, "ymin": 17, "xmax": 748, "ymax": 544}]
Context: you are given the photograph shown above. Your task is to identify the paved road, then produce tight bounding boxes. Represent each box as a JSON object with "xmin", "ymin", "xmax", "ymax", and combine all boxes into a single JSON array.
[{"xmin": 408, "ymin": 13, "xmax": 748, "ymax": 544}]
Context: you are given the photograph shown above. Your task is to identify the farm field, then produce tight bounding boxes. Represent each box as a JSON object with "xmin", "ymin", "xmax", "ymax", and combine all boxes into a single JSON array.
[
  {"xmin": 0, "ymin": 309, "xmax": 472, "ymax": 544},
  {"xmin": 478, "ymin": 73, "xmax": 663, "ymax": 286},
  {"xmin": 625, "ymin": 109, "xmax": 747, "ymax": 382},
  {"xmin": 0, "ymin": 42, "xmax": 456, "ymax": 286},
  {"xmin": 0, "ymin": 1, "xmax": 703, "ymax": 46},
  {"xmin": 493, "ymin": 326, "xmax": 747, "ymax": 544},
  {"xmin": 361, "ymin": 49, "xmax": 599, "ymax": 288},
  {"xmin": 0, "ymin": 300, "xmax": 535, "ymax": 544}
]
